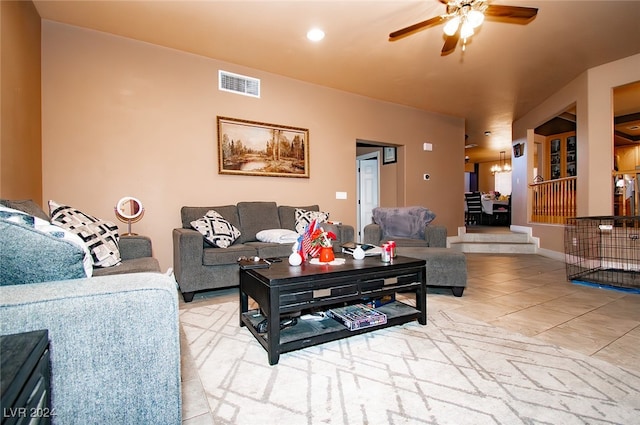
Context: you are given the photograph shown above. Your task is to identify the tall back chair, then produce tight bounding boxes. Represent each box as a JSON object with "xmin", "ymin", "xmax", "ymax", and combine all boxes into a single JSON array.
[
  {"xmin": 464, "ymin": 192, "xmax": 484, "ymax": 225},
  {"xmin": 493, "ymin": 195, "xmax": 511, "ymax": 226}
]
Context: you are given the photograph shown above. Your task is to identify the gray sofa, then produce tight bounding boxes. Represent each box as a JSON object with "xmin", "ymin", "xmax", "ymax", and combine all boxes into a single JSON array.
[{"xmin": 173, "ymin": 201, "xmax": 355, "ymax": 302}]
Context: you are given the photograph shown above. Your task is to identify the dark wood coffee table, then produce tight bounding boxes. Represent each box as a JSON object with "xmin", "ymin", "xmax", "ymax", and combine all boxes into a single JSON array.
[{"xmin": 239, "ymin": 255, "xmax": 426, "ymax": 365}]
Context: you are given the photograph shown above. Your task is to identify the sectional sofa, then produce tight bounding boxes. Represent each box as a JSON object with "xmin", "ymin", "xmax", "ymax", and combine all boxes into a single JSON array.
[{"xmin": 0, "ymin": 199, "xmax": 181, "ymax": 423}]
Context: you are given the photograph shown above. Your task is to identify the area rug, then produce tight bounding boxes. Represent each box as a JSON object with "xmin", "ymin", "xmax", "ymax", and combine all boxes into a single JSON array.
[{"xmin": 180, "ymin": 302, "xmax": 640, "ymax": 424}]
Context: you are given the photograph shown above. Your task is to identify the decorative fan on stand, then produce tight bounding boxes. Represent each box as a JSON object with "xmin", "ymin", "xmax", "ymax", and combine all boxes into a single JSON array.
[{"xmin": 389, "ymin": 0, "xmax": 538, "ymax": 55}]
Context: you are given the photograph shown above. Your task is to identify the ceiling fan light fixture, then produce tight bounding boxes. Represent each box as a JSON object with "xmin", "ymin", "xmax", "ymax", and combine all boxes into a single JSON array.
[
  {"xmin": 389, "ymin": 0, "xmax": 538, "ymax": 55},
  {"xmin": 443, "ymin": 16, "xmax": 460, "ymax": 36},
  {"xmin": 460, "ymin": 21, "xmax": 474, "ymax": 39},
  {"xmin": 467, "ymin": 10, "xmax": 485, "ymax": 28}
]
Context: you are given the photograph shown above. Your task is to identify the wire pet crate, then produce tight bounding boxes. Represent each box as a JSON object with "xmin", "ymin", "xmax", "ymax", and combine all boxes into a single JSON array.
[{"xmin": 565, "ymin": 216, "xmax": 640, "ymax": 291}]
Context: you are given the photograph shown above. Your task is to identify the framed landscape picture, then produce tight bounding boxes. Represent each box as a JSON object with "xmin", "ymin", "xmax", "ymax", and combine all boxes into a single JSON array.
[{"xmin": 217, "ymin": 116, "xmax": 309, "ymax": 178}]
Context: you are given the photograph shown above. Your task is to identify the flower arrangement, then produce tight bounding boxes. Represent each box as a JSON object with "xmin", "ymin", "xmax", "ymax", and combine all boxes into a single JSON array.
[
  {"xmin": 310, "ymin": 227, "xmax": 337, "ymax": 248},
  {"xmin": 297, "ymin": 219, "xmax": 337, "ymax": 260}
]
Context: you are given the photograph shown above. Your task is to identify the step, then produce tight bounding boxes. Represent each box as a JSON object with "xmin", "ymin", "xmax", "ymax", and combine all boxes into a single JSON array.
[
  {"xmin": 456, "ymin": 232, "xmax": 530, "ymax": 243},
  {"xmin": 449, "ymin": 241, "xmax": 537, "ymax": 254},
  {"xmin": 447, "ymin": 230, "xmax": 537, "ymax": 254}
]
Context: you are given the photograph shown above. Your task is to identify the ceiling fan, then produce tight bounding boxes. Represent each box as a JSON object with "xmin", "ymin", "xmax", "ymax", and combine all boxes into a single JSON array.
[{"xmin": 389, "ymin": 0, "xmax": 538, "ymax": 55}]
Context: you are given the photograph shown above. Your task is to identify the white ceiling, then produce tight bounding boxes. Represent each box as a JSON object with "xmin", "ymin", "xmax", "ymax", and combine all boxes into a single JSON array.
[{"xmin": 33, "ymin": 0, "xmax": 640, "ymax": 163}]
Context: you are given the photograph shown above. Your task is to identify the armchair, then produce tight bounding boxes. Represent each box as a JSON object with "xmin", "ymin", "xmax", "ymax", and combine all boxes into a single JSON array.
[{"xmin": 362, "ymin": 206, "xmax": 446, "ymax": 248}]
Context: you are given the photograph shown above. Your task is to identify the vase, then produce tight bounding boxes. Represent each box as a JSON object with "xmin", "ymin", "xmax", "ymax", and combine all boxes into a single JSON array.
[
  {"xmin": 288, "ymin": 252, "xmax": 303, "ymax": 266},
  {"xmin": 319, "ymin": 246, "xmax": 335, "ymax": 263},
  {"xmin": 352, "ymin": 245, "xmax": 365, "ymax": 260}
]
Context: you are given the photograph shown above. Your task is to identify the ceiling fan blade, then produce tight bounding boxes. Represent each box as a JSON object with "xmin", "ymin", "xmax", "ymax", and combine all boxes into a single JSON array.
[
  {"xmin": 389, "ymin": 15, "xmax": 446, "ymax": 41},
  {"xmin": 485, "ymin": 5, "xmax": 538, "ymax": 20},
  {"xmin": 441, "ymin": 30, "xmax": 460, "ymax": 55}
]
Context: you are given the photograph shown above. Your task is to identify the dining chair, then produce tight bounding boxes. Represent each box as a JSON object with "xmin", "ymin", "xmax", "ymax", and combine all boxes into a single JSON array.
[
  {"xmin": 492, "ymin": 196, "xmax": 511, "ymax": 226},
  {"xmin": 464, "ymin": 192, "xmax": 484, "ymax": 225}
]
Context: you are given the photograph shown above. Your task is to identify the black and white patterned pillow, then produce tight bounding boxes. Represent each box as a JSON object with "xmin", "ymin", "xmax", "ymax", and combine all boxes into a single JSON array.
[
  {"xmin": 295, "ymin": 208, "xmax": 329, "ymax": 234},
  {"xmin": 191, "ymin": 210, "xmax": 241, "ymax": 248},
  {"xmin": 49, "ymin": 200, "xmax": 121, "ymax": 268}
]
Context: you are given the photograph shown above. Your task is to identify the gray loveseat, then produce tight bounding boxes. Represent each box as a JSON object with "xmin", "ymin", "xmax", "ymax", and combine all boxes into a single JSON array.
[
  {"xmin": 173, "ymin": 201, "xmax": 355, "ymax": 302},
  {"xmin": 0, "ymin": 200, "xmax": 181, "ymax": 423}
]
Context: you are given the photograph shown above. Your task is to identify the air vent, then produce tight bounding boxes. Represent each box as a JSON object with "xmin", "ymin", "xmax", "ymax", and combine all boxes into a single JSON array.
[{"xmin": 218, "ymin": 70, "xmax": 260, "ymax": 98}]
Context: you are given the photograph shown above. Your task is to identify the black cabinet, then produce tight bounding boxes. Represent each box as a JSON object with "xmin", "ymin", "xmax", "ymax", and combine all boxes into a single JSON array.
[
  {"xmin": 547, "ymin": 132, "xmax": 577, "ymax": 180},
  {"xmin": 1, "ymin": 330, "xmax": 52, "ymax": 425}
]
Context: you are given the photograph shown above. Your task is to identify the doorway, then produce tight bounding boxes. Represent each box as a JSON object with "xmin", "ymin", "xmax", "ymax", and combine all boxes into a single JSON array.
[{"xmin": 356, "ymin": 152, "xmax": 379, "ymax": 242}]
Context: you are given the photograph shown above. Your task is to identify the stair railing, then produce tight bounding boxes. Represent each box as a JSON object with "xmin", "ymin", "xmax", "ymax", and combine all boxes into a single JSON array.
[{"xmin": 529, "ymin": 177, "xmax": 577, "ymax": 224}]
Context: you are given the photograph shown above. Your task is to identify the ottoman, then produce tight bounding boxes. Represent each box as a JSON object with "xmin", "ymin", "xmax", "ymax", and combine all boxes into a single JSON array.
[{"xmin": 397, "ymin": 247, "xmax": 467, "ymax": 297}]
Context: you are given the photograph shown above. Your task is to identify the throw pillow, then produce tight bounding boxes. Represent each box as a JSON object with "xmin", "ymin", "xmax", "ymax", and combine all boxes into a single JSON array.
[
  {"xmin": 256, "ymin": 229, "xmax": 300, "ymax": 244},
  {"xmin": 295, "ymin": 208, "xmax": 329, "ymax": 234},
  {"xmin": 49, "ymin": 200, "xmax": 121, "ymax": 268},
  {"xmin": 0, "ymin": 207, "xmax": 92, "ymax": 285},
  {"xmin": 191, "ymin": 210, "xmax": 241, "ymax": 248}
]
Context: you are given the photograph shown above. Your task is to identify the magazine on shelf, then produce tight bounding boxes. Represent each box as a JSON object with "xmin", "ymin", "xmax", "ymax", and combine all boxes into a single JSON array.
[
  {"xmin": 326, "ymin": 304, "xmax": 387, "ymax": 331},
  {"xmin": 340, "ymin": 242, "xmax": 382, "ymax": 257}
]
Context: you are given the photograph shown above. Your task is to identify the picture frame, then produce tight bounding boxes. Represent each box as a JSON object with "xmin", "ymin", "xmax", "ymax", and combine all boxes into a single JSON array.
[
  {"xmin": 513, "ymin": 143, "xmax": 524, "ymax": 158},
  {"xmin": 217, "ymin": 116, "xmax": 309, "ymax": 178},
  {"xmin": 383, "ymin": 147, "xmax": 397, "ymax": 165}
]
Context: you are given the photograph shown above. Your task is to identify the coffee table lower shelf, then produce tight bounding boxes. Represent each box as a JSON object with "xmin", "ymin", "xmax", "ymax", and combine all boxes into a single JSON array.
[{"xmin": 241, "ymin": 301, "xmax": 420, "ymax": 358}]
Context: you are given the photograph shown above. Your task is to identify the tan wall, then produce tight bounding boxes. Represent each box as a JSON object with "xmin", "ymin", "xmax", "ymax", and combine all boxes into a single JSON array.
[
  {"xmin": 0, "ymin": 1, "xmax": 42, "ymax": 203},
  {"xmin": 41, "ymin": 22, "xmax": 465, "ymax": 270},
  {"xmin": 513, "ymin": 53, "xmax": 640, "ymax": 255}
]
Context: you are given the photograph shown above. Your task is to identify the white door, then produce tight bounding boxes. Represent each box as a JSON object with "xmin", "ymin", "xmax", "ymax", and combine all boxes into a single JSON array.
[{"xmin": 357, "ymin": 152, "xmax": 380, "ymax": 242}]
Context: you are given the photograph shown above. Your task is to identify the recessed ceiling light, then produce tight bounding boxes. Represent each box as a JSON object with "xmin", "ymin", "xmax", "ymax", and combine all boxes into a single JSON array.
[
  {"xmin": 307, "ymin": 28, "xmax": 325, "ymax": 42},
  {"xmin": 484, "ymin": 131, "xmax": 491, "ymax": 136}
]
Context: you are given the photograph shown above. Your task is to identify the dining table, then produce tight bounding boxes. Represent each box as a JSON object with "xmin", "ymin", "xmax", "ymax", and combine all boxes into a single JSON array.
[{"xmin": 481, "ymin": 198, "xmax": 509, "ymax": 215}]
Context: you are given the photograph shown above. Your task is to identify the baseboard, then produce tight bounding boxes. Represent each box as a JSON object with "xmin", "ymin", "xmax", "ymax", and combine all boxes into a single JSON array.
[{"xmin": 536, "ymin": 247, "xmax": 565, "ymax": 262}]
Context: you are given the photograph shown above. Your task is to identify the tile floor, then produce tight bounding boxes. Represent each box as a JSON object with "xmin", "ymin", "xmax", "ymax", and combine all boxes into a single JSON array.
[{"xmin": 179, "ymin": 253, "xmax": 640, "ymax": 423}]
